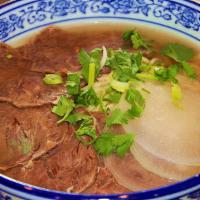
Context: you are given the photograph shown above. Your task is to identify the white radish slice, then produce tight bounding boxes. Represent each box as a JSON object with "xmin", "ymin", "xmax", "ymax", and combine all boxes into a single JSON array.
[
  {"xmin": 124, "ymin": 76, "xmax": 200, "ymax": 180},
  {"xmin": 104, "ymin": 153, "xmax": 173, "ymax": 191}
]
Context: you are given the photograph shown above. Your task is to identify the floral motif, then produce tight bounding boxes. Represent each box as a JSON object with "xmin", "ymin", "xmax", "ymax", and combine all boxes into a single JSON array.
[
  {"xmin": 0, "ymin": 191, "xmax": 13, "ymax": 200},
  {"xmin": 0, "ymin": 0, "xmax": 199, "ymax": 41},
  {"xmin": 0, "ymin": 18, "xmax": 11, "ymax": 39}
]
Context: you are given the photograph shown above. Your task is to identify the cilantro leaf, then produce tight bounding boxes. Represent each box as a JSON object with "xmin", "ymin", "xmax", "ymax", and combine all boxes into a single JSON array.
[
  {"xmin": 123, "ymin": 30, "xmax": 151, "ymax": 49},
  {"xmin": 76, "ymin": 118, "xmax": 97, "ymax": 145},
  {"xmin": 112, "ymin": 133, "xmax": 134, "ymax": 157},
  {"xmin": 93, "ymin": 133, "xmax": 114, "ymax": 156},
  {"xmin": 94, "ymin": 132, "xmax": 134, "ymax": 157},
  {"xmin": 79, "ymin": 48, "xmax": 102, "ymax": 83},
  {"xmin": 52, "ymin": 96, "xmax": 75, "ymax": 123},
  {"xmin": 161, "ymin": 43, "xmax": 194, "ymax": 62},
  {"xmin": 76, "ymin": 87, "xmax": 99, "ymax": 107},
  {"xmin": 43, "ymin": 73, "xmax": 63, "ymax": 85},
  {"xmin": 107, "ymin": 50, "xmax": 140, "ymax": 82},
  {"xmin": 66, "ymin": 73, "xmax": 80, "ymax": 95},
  {"xmin": 154, "ymin": 65, "xmax": 179, "ymax": 83},
  {"xmin": 181, "ymin": 61, "xmax": 196, "ymax": 79},
  {"xmin": 66, "ymin": 113, "xmax": 91, "ymax": 124},
  {"xmin": 125, "ymin": 88, "xmax": 145, "ymax": 118},
  {"xmin": 52, "ymin": 96, "xmax": 74, "ymax": 117},
  {"xmin": 106, "ymin": 108, "xmax": 128, "ymax": 127},
  {"xmin": 103, "ymin": 87, "xmax": 122, "ymax": 104}
]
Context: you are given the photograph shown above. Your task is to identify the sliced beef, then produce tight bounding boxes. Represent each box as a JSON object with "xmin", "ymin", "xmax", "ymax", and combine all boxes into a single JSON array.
[
  {"xmin": 85, "ymin": 157, "xmax": 129, "ymax": 194},
  {"xmin": 0, "ymin": 103, "xmax": 69, "ymax": 170},
  {"xmin": 4, "ymin": 133, "xmax": 97, "ymax": 193},
  {"xmin": 0, "ymin": 42, "xmax": 31, "ymax": 70},
  {"xmin": 0, "ymin": 69, "xmax": 65, "ymax": 108},
  {"xmin": 18, "ymin": 27, "xmax": 125, "ymax": 73}
]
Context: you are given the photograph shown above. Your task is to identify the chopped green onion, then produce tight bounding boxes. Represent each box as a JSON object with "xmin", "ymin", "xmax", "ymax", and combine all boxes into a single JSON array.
[
  {"xmin": 88, "ymin": 63, "xmax": 96, "ymax": 87},
  {"xmin": 67, "ymin": 73, "xmax": 80, "ymax": 95},
  {"xmin": 111, "ymin": 79, "xmax": 129, "ymax": 93},
  {"xmin": 136, "ymin": 73, "xmax": 156, "ymax": 81},
  {"xmin": 171, "ymin": 83, "xmax": 183, "ymax": 108},
  {"xmin": 43, "ymin": 74, "xmax": 63, "ymax": 85}
]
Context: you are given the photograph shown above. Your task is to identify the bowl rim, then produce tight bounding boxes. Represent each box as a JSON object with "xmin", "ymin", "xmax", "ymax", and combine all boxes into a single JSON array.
[{"xmin": 0, "ymin": 0, "xmax": 200, "ymax": 199}]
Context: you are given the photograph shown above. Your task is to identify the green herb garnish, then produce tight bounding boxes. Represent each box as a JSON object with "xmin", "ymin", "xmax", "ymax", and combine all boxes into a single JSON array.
[
  {"xmin": 76, "ymin": 87, "xmax": 99, "ymax": 107},
  {"xmin": 125, "ymin": 88, "xmax": 145, "ymax": 118},
  {"xmin": 66, "ymin": 73, "xmax": 80, "ymax": 95},
  {"xmin": 94, "ymin": 132, "xmax": 134, "ymax": 157},
  {"xmin": 43, "ymin": 74, "xmax": 63, "ymax": 85},
  {"xmin": 161, "ymin": 43, "xmax": 194, "ymax": 62},
  {"xmin": 52, "ymin": 96, "xmax": 75, "ymax": 123},
  {"xmin": 181, "ymin": 61, "xmax": 196, "ymax": 79},
  {"xmin": 66, "ymin": 113, "xmax": 91, "ymax": 124},
  {"xmin": 171, "ymin": 83, "xmax": 183, "ymax": 108},
  {"xmin": 76, "ymin": 118, "xmax": 97, "ymax": 145},
  {"xmin": 103, "ymin": 87, "xmax": 122, "ymax": 104},
  {"xmin": 79, "ymin": 48, "xmax": 102, "ymax": 82},
  {"xmin": 123, "ymin": 30, "xmax": 151, "ymax": 49},
  {"xmin": 106, "ymin": 108, "xmax": 128, "ymax": 127}
]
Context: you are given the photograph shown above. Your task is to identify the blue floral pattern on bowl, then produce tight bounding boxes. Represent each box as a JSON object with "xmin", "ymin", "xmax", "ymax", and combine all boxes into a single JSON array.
[
  {"xmin": 0, "ymin": 0, "xmax": 200, "ymax": 199},
  {"xmin": 0, "ymin": 0, "xmax": 199, "ymax": 41}
]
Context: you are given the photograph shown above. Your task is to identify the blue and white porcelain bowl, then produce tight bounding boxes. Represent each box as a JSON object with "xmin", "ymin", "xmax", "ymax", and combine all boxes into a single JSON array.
[{"xmin": 0, "ymin": 0, "xmax": 200, "ymax": 199}]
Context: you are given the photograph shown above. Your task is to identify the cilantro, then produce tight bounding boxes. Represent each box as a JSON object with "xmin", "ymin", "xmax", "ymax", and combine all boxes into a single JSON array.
[
  {"xmin": 106, "ymin": 108, "xmax": 128, "ymax": 127},
  {"xmin": 43, "ymin": 73, "xmax": 63, "ymax": 85},
  {"xmin": 125, "ymin": 88, "xmax": 145, "ymax": 118},
  {"xmin": 94, "ymin": 132, "xmax": 134, "ymax": 157},
  {"xmin": 79, "ymin": 48, "xmax": 102, "ymax": 82},
  {"xmin": 52, "ymin": 96, "xmax": 75, "ymax": 123},
  {"xmin": 181, "ymin": 61, "xmax": 196, "ymax": 79},
  {"xmin": 112, "ymin": 133, "xmax": 134, "ymax": 157},
  {"xmin": 103, "ymin": 87, "xmax": 122, "ymax": 104},
  {"xmin": 161, "ymin": 43, "xmax": 194, "ymax": 62},
  {"xmin": 154, "ymin": 65, "xmax": 179, "ymax": 83},
  {"xmin": 107, "ymin": 50, "xmax": 140, "ymax": 82},
  {"xmin": 66, "ymin": 113, "xmax": 91, "ymax": 124},
  {"xmin": 123, "ymin": 30, "xmax": 151, "ymax": 49},
  {"xmin": 66, "ymin": 73, "xmax": 80, "ymax": 95},
  {"xmin": 76, "ymin": 87, "xmax": 99, "ymax": 107},
  {"xmin": 76, "ymin": 118, "xmax": 97, "ymax": 145},
  {"xmin": 93, "ymin": 133, "xmax": 113, "ymax": 156}
]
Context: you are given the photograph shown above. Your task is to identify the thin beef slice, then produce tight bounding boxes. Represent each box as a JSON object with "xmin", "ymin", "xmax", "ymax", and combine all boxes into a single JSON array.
[
  {"xmin": 0, "ymin": 70, "xmax": 65, "ymax": 108},
  {"xmin": 0, "ymin": 103, "xmax": 69, "ymax": 170},
  {"xmin": 4, "ymin": 132, "xmax": 97, "ymax": 193}
]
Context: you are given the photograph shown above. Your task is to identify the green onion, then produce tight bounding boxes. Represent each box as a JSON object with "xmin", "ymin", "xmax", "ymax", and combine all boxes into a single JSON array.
[
  {"xmin": 171, "ymin": 83, "xmax": 183, "ymax": 108},
  {"xmin": 88, "ymin": 63, "xmax": 96, "ymax": 87},
  {"xmin": 43, "ymin": 74, "xmax": 63, "ymax": 85},
  {"xmin": 111, "ymin": 79, "xmax": 129, "ymax": 93}
]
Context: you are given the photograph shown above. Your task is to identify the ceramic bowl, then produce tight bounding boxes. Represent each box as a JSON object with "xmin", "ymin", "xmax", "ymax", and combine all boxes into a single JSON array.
[{"xmin": 0, "ymin": 0, "xmax": 200, "ymax": 199}]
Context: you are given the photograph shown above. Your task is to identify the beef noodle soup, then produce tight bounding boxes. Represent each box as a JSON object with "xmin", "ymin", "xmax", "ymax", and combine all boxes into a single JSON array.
[{"xmin": 0, "ymin": 23, "xmax": 200, "ymax": 194}]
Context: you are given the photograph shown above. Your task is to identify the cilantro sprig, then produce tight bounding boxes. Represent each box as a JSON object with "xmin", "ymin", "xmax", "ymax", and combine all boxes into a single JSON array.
[
  {"xmin": 94, "ymin": 132, "xmax": 134, "ymax": 157},
  {"xmin": 123, "ymin": 30, "xmax": 151, "ymax": 49}
]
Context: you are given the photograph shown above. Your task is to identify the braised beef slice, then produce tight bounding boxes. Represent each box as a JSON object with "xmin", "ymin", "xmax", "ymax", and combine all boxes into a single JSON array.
[
  {"xmin": 85, "ymin": 157, "xmax": 129, "ymax": 194},
  {"xmin": 0, "ymin": 43, "xmax": 31, "ymax": 70},
  {"xmin": 0, "ymin": 103, "xmax": 69, "ymax": 170},
  {"xmin": 18, "ymin": 27, "xmax": 125, "ymax": 73},
  {"xmin": 0, "ymin": 70, "xmax": 65, "ymax": 108},
  {"xmin": 4, "ymin": 131, "xmax": 97, "ymax": 193}
]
